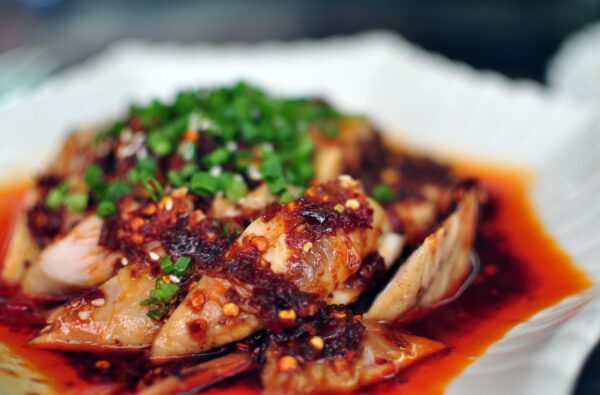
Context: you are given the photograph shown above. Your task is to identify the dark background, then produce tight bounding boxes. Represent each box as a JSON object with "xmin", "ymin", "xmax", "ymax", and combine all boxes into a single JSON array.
[
  {"xmin": 1, "ymin": 0, "xmax": 600, "ymax": 82},
  {"xmin": 0, "ymin": 0, "xmax": 599, "ymax": 393}
]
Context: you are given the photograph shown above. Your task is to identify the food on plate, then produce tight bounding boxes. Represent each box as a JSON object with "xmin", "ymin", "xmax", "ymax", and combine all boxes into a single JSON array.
[{"xmin": 0, "ymin": 82, "xmax": 589, "ymax": 394}]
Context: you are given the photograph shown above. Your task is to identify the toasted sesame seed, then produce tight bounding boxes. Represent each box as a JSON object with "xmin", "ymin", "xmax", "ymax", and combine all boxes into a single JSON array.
[
  {"xmin": 334, "ymin": 204, "xmax": 345, "ymax": 213},
  {"xmin": 278, "ymin": 355, "xmax": 298, "ymax": 372},
  {"xmin": 168, "ymin": 274, "xmax": 181, "ymax": 284},
  {"xmin": 210, "ymin": 166, "xmax": 222, "ymax": 176},
  {"xmin": 163, "ymin": 197, "xmax": 174, "ymax": 211},
  {"xmin": 247, "ymin": 164, "xmax": 262, "ymax": 181},
  {"xmin": 223, "ymin": 303, "xmax": 240, "ymax": 317},
  {"xmin": 77, "ymin": 310, "xmax": 92, "ymax": 320},
  {"xmin": 90, "ymin": 298, "xmax": 105, "ymax": 307},
  {"xmin": 345, "ymin": 199, "xmax": 360, "ymax": 209},
  {"xmin": 334, "ymin": 312, "xmax": 347, "ymax": 319},
  {"xmin": 309, "ymin": 336, "xmax": 325, "ymax": 351},
  {"xmin": 303, "ymin": 242, "xmax": 313, "ymax": 252},
  {"xmin": 148, "ymin": 251, "xmax": 160, "ymax": 261},
  {"xmin": 226, "ymin": 141, "xmax": 239, "ymax": 151},
  {"xmin": 120, "ymin": 257, "xmax": 129, "ymax": 266},
  {"xmin": 338, "ymin": 176, "xmax": 357, "ymax": 188},
  {"xmin": 278, "ymin": 309, "xmax": 297, "ymax": 322}
]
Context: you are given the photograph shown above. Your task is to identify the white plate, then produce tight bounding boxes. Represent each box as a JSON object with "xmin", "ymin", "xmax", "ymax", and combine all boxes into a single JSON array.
[{"xmin": 1, "ymin": 31, "xmax": 599, "ymax": 395}]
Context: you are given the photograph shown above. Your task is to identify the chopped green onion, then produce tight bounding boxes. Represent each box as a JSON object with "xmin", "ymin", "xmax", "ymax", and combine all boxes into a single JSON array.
[
  {"xmin": 189, "ymin": 172, "xmax": 219, "ymax": 197},
  {"xmin": 372, "ymin": 183, "xmax": 396, "ymax": 203},
  {"xmin": 220, "ymin": 173, "xmax": 248, "ymax": 203},
  {"xmin": 147, "ymin": 132, "xmax": 174, "ymax": 156},
  {"xmin": 136, "ymin": 157, "xmax": 157, "ymax": 175},
  {"xmin": 141, "ymin": 277, "xmax": 181, "ymax": 321},
  {"xmin": 223, "ymin": 220, "xmax": 240, "ymax": 239},
  {"xmin": 279, "ymin": 190, "xmax": 297, "ymax": 203},
  {"xmin": 203, "ymin": 147, "xmax": 230, "ymax": 167},
  {"xmin": 173, "ymin": 91, "xmax": 199, "ymax": 115},
  {"xmin": 96, "ymin": 201, "xmax": 117, "ymax": 218},
  {"xmin": 146, "ymin": 306, "xmax": 169, "ymax": 321},
  {"xmin": 167, "ymin": 170, "xmax": 185, "ymax": 187},
  {"xmin": 172, "ymin": 256, "xmax": 192, "ymax": 278},
  {"xmin": 142, "ymin": 176, "xmax": 164, "ymax": 201},
  {"xmin": 233, "ymin": 151, "xmax": 253, "ymax": 171},
  {"xmin": 64, "ymin": 192, "xmax": 89, "ymax": 212},
  {"xmin": 148, "ymin": 280, "xmax": 180, "ymax": 303},
  {"xmin": 106, "ymin": 180, "xmax": 131, "ymax": 201},
  {"xmin": 260, "ymin": 151, "xmax": 287, "ymax": 194},
  {"xmin": 45, "ymin": 182, "xmax": 70, "ymax": 209},
  {"xmin": 180, "ymin": 163, "xmax": 198, "ymax": 178},
  {"xmin": 133, "ymin": 99, "xmax": 169, "ymax": 127},
  {"xmin": 84, "ymin": 164, "xmax": 104, "ymax": 188},
  {"xmin": 160, "ymin": 256, "xmax": 174, "ymax": 274}
]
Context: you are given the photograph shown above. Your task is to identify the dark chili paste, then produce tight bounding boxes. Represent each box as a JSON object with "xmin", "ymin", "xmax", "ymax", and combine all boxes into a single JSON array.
[{"xmin": 271, "ymin": 305, "xmax": 365, "ymax": 363}]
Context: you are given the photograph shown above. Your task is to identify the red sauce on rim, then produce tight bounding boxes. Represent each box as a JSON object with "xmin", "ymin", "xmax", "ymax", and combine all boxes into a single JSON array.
[{"xmin": 0, "ymin": 158, "xmax": 591, "ymax": 394}]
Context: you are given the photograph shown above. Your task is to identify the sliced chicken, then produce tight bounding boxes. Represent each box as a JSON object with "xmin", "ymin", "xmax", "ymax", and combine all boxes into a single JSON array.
[
  {"xmin": 312, "ymin": 118, "xmax": 375, "ymax": 183},
  {"xmin": 152, "ymin": 276, "xmax": 262, "ymax": 362},
  {"xmin": 261, "ymin": 322, "xmax": 445, "ymax": 394},
  {"xmin": 211, "ymin": 184, "xmax": 276, "ymax": 218},
  {"xmin": 151, "ymin": 177, "xmax": 404, "ymax": 360},
  {"xmin": 1, "ymin": 210, "xmax": 39, "ymax": 283},
  {"xmin": 365, "ymin": 188, "xmax": 480, "ymax": 323},
  {"xmin": 22, "ymin": 215, "xmax": 122, "ymax": 298},
  {"xmin": 30, "ymin": 264, "xmax": 161, "ymax": 352},
  {"xmin": 244, "ymin": 176, "xmax": 398, "ymax": 301}
]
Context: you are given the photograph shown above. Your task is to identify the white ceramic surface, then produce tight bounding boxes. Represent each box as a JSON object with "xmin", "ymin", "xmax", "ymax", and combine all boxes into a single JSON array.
[
  {"xmin": 548, "ymin": 22, "xmax": 600, "ymax": 105},
  {"xmin": 1, "ymin": 31, "xmax": 599, "ymax": 395}
]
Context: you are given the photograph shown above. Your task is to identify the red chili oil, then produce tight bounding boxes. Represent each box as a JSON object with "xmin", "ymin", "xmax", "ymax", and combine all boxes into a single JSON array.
[{"xmin": 0, "ymin": 158, "xmax": 592, "ymax": 394}]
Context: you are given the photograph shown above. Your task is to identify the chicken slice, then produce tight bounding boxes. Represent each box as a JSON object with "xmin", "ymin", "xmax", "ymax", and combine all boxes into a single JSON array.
[
  {"xmin": 1, "ymin": 210, "xmax": 39, "ymax": 283},
  {"xmin": 151, "ymin": 177, "xmax": 404, "ymax": 360},
  {"xmin": 210, "ymin": 184, "xmax": 276, "ymax": 218},
  {"xmin": 261, "ymin": 321, "xmax": 445, "ymax": 394},
  {"xmin": 365, "ymin": 188, "xmax": 480, "ymax": 323},
  {"xmin": 312, "ymin": 118, "xmax": 375, "ymax": 183},
  {"xmin": 152, "ymin": 276, "xmax": 262, "ymax": 362},
  {"xmin": 30, "ymin": 264, "xmax": 161, "ymax": 352},
  {"xmin": 21, "ymin": 215, "xmax": 122, "ymax": 298},
  {"xmin": 245, "ymin": 176, "xmax": 397, "ymax": 301}
]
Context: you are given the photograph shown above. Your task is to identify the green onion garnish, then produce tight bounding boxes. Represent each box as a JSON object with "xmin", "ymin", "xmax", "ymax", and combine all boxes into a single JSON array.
[
  {"xmin": 172, "ymin": 256, "xmax": 192, "ymax": 278},
  {"xmin": 96, "ymin": 201, "xmax": 117, "ymax": 218},
  {"xmin": 372, "ymin": 183, "xmax": 396, "ymax": 203}
]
